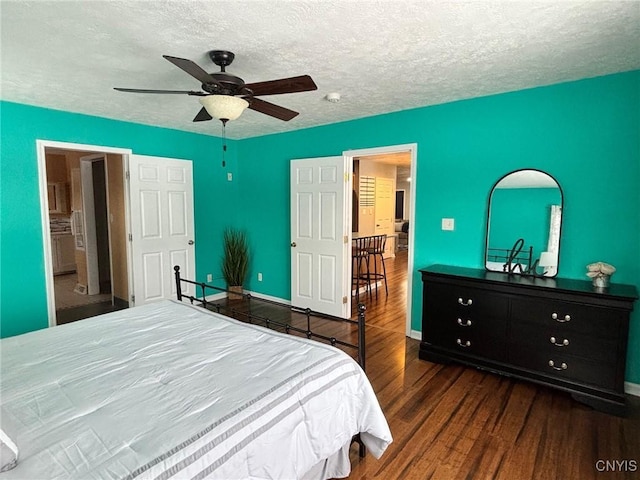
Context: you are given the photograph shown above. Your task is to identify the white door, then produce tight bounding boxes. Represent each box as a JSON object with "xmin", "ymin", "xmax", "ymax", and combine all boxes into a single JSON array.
[
  {"xmin": 290, "ymin": 156, "xmax": 350, "ymax": 318},
  {"xmin": 129, "ymin": 155, "xmax": 196, "ymax": 305}
]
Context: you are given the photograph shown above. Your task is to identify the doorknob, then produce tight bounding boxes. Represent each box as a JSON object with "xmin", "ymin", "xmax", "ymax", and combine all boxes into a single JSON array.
[
  {"xmin": 291, "ymin": 242, "xmax": 297, "ymax": 247},
  {"xmin": 188, "ymin": 240, "xmax": 195, "ymax": 245}
]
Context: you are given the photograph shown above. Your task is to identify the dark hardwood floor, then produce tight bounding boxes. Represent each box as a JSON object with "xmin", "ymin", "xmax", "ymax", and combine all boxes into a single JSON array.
[{"xmin": 345, "ymin": 250, "xmax": 640, "ymax": 480}]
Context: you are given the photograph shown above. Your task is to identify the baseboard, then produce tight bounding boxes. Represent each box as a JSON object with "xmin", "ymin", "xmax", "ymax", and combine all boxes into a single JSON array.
[
  {"xmin": 410, "ymin": 329, "xmax": 421, "ymax": 340},
  {"xmin": 204, "ymin": 292, "xmax": 227, "ymax": 302},
  {"xmin": 203, "ymin": 290, "xmax": 291, "ymax": 305},
  {"xmin": 625, "ymin": 381, "xmax": 640, "ymax": 397},
  {"xmin": 245, "ymin": 290, "xmax": 291, "ymax": 305}
]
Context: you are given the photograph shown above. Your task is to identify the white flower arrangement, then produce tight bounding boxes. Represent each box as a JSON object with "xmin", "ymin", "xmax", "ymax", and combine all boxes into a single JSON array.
[{"xmin": 586, "ymin": 262, "xmax": 616, "ymax": 279}]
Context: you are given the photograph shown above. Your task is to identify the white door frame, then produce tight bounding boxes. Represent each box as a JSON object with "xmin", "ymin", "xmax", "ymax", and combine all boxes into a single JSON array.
[
  {"xmin": 36, "ymin": 140, "xmax": 132, "ymax": 327},
  {"xmin": 344, "ymin": 143, "xmax": 418, "ymax": 338}
]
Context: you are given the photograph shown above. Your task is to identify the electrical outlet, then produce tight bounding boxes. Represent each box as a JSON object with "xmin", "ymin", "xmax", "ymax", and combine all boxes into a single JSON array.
[
  {"xmin": 207, "ymin": 273, "xmax": 213, "ymax": 282},
  {"xmin": 258, "ymin": 272, "xmax": 263, "ymax": 282},
  {"xmin": 442, "ymin": 218, "xmax": 455, "ymax": 231}
]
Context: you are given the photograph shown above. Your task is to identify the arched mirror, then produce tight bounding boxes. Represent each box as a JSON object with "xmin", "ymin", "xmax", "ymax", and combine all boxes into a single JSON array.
[{"xmin": 485, "ymin": 169, "xmax": 563, "ymax": 277}]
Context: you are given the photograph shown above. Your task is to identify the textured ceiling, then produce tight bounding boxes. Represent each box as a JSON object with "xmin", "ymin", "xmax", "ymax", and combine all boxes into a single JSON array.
[{"xmin": 1, "ymin": 1, "xmax": 639, "ymax": 140}]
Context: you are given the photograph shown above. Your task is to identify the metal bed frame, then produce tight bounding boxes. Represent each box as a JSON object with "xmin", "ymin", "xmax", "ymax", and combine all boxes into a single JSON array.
[{"xmin": 173, "ymin": 265, "xmax": 368, "ymax": 457}]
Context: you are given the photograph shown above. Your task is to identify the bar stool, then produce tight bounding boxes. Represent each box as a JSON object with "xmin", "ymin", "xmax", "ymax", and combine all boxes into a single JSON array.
[
  {"xmin": 365, "ymin": 234, "xmax": 388, "ymax": 298},
  {"xmin": 352, "ymin": 237, "xmax": 371, "ymax": 301}
]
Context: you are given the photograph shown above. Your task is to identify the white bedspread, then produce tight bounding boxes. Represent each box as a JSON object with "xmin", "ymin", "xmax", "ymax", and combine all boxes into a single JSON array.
[{"xmin": 0, "ymin": 300, "xmax": 391, "ymax": 479}]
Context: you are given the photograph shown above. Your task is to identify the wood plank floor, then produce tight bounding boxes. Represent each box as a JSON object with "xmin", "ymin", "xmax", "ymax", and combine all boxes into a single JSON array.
[{"xmin": 345, "ymin": 250, "xmax": 640, "ymax": 480}]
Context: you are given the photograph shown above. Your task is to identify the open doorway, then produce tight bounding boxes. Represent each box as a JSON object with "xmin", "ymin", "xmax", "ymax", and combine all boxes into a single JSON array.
[
  {"xmin": 42, "ymin": 146, "xmax": 129, "ymax": 325},
  {"xmin": 345, "ymin": 144, "xmax": 417, "ymax": 338}
]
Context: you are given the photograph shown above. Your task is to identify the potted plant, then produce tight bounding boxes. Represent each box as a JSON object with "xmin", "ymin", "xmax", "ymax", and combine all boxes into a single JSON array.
[{"xmin": 222, "ymin": 228, "xmax": 249, "ymax": 300}]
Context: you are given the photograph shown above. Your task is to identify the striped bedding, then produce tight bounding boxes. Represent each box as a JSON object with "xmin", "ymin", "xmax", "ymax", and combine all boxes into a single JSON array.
[{"xmin": 0, "ymin": 300, "xmax": 391, "ymax": 479}]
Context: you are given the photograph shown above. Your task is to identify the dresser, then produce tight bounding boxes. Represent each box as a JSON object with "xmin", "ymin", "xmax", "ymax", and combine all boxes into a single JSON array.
[{"xmin": 419, "ymin": 265, "xmax": 638, "ymax": 416}]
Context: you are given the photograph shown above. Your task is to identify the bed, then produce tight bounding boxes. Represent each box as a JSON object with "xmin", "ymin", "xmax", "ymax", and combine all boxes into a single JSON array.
[{"xmin": 0, "ymin": 279, "xmax": 391, "ymax": 479}]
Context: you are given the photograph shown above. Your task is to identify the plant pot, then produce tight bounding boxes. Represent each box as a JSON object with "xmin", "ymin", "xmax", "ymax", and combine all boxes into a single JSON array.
[{"xmin": 227, "ymin": 285, "xmax": 244, "ymax": 301}]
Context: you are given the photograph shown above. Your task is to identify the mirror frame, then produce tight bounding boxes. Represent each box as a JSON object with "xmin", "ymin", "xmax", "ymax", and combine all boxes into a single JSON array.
[{"xmin": 484, "ymin": 168, "xmax": 564, "ymax": 278}]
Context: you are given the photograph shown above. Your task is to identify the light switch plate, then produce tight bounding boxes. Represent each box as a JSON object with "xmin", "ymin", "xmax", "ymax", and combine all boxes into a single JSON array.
[
  {"xmin": 442, "ymin": 218, "xmax": 455, "ymax": 231},
  {"xmin": 227, "ymin": 172, "xmax": 233, "ymax": 181}
]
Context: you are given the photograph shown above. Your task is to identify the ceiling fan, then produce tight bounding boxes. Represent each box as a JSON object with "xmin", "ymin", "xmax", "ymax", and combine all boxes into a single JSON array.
[{"xmin": 114, "ymin": 50, "xmax": 318, "ymax": 123}]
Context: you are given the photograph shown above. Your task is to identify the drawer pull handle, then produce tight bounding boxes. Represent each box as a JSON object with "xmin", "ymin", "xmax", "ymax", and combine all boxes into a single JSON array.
[
  {"xmin": 457, "ymin": 318, "xmax": 472, "ymax": 327},
  {"xmin": 456, "ymin": 338, "xmax": 471, "ymax": 348},
  {"xmin": 457, "ymin": 298, "xmax": 473, "ymax": 306},
  {"xmin": 551, "ymin": 313, "xmax": 571, "ymax": 323},
  {"xmin": 550, "ymin": 337, "xmax": 569, "ymax": 346},
  {"xmin": 548, "ymin": 360, "xmax": 568, "ymax": 370}
]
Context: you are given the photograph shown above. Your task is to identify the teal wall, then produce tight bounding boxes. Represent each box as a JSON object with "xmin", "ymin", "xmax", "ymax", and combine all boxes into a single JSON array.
[
  {"xmin": 0, "ymin": 102, "xmax": 239, "ymax": 337},
  {"xmin": 237, "ymin": 71, "xmax": 640, "ymax": 383},
  {"xmin": 1, "ymin": 71, "xmax": 638, "ymax": 383}
]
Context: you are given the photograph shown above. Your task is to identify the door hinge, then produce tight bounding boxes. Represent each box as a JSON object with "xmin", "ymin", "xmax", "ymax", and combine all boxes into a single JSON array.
[
  {"xmin": 342, "ymin": 296, "xmax": 348, "ymax": 304},
  {"xmin": 128, "ymin": 233, "xmax": 133, "ymax": 242},
  {"xmin": 344, "ymin": 172, "xmax": 350, "ymax": 182},
  {"xmin": 125, "ymin": 170, "xmax": 130, "ymax": 180},
  {"xmin": 130, "ymin": 294, "xmax": 135, "ymax": 304},
  {"xmin": 344, "ymin": 235, "xmax": 348, "ymax": 244}
]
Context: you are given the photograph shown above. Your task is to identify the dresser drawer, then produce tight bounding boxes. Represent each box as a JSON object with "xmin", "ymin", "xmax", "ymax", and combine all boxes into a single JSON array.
[
  {"xmin": 510, "ymin": 321, "xmax": 619, "ymax": 364},
  {"xmin": 424, "ymin": 325, "xmax": 506, "ymax": 359},
  {"xmin": 424, "ymin": 283, "xmax": 509, "ymax": 321},
  {"xmin": 509, "ymin": 347, "xmax": 617, "ymax": 390},
  {"xmin": 423, "ymin": 283, "xmax": 508, "ymax": 359},
  {"xmin": 510, "ymin": 297, "xmax": 624, "ymax": 338}
]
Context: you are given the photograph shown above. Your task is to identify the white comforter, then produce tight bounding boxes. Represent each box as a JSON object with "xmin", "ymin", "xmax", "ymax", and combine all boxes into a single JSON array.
[{"xmin": 0, "ymin": 300, "xmax": 391, "ymax": 479}]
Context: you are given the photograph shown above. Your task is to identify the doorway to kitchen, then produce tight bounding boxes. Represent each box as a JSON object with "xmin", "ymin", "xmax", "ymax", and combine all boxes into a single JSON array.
[
  {"xmin": 345, "ymin": 144, "xmax": 417, "ymax": 338},
  {"xmin": 39, "ymin": 142, "xmax": 130, "ymax": 325}
]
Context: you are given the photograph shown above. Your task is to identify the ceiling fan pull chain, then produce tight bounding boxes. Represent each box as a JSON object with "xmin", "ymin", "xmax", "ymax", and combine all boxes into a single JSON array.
[{"xmin": 221, "ymin": 119, "xmax": 228, "ymax": 167}]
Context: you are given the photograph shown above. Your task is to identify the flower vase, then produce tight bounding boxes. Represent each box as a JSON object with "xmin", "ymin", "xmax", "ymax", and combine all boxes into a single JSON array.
[{"xmin": 592, "ymin": 275, "xmax": 610, "ymax": 290}]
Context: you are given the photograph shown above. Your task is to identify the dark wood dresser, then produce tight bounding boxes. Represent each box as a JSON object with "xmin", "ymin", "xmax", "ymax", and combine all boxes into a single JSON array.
[{"xmin": 419, "ymin": 264, "xmax": 638, "ymax": 416}]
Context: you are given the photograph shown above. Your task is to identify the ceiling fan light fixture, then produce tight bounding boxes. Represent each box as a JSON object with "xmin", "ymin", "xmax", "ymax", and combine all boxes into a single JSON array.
[{"xmin": 200, "ymin": 95, "xmax": 249, "ymax": 121}]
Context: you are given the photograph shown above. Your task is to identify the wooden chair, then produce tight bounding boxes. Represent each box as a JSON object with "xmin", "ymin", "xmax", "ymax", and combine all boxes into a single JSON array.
[
  {"xmin": 364, "ymin": 234, "xmax": 388, "ymax": 298},
  {"xmin": 352, "ymin": 237, "xmax": 372, "ymax": 301}
]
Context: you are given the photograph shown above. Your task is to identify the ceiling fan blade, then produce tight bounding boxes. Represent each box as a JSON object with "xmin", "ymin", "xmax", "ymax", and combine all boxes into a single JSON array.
[
  {"xmin": 193, "ymin": 107, "xmax": 213, "ymax": 122},
  {"xmin": 163, "ymin": 55, "xmax": 220, "ymax": 86},
  {"xmin": 245, "ymin": 75, "xmax": 317, "ymax": 96},
  {"xmin": 114, "ymin": 87, "xmax": 206, "ymax": 96},
  {"xmin": 248, "ymin": 97, "xmax": 299, "ymax": 121}
]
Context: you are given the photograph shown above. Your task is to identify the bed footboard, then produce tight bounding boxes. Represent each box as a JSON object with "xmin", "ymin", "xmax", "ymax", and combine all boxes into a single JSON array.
[
  {"xmin": 173, "ymin": 266, "xmax": 367, "ymax": 370},
  {"xmin": 174, "ymin": 265, "xmax": 368, "ymax": 457}
]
